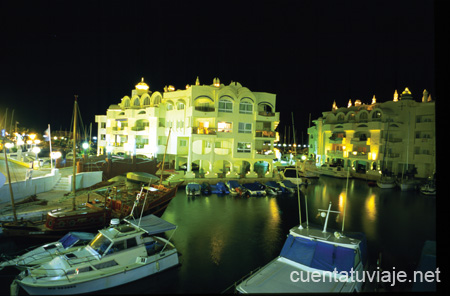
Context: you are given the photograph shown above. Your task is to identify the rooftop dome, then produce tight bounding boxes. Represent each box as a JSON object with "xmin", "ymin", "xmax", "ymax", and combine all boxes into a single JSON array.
[{"xmin": 135, "ymin": 77, "xmax": 149, "ymax": 91}]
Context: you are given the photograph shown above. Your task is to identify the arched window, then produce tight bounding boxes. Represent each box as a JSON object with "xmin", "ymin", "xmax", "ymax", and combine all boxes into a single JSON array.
[
  {"xmin": 239, "ymin": 101, "xmax": 253, "ymax": 114},
  {"xmin": 337, "ymin": 113, "xmax": 345, "ymax": 122},
  {"xmin": 142, "ymin": 96, "xmax": 150, "ymax": 106},
  {"xmin": 218, "ymin": 99, "xmax": 233, "ymax": 113},
  {"xmin": 123, "ymin": 99, "xmax": 130, "ymax": 108},
  {"xmin": 177, "ymin": 101, "xmax": 185, "ymax": 110},
  {"xmin": 133, "ymin": 98, "xmax": 140, "ymax": 107},
  {"xmin": 359, "ymin": 112, "xmax": 368, "ymax": 122},
  {"xmin": 167, "ymin": 103, "xmax": 174, "ymax": 111},
  {"xmin": 372, "ymin": 110, "xmax": 382, "ymax": 121}
]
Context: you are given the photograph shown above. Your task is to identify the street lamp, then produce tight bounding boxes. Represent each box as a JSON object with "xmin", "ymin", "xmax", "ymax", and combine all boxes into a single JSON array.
[{"xmin": 32, "ymin": 146, "xmax": 41, "ymax": 168}]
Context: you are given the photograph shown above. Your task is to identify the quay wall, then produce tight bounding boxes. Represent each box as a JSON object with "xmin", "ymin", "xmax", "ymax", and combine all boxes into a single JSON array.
[{"xmin": 0, "ymin": 168, "xmax": 61, "ymax": 204}]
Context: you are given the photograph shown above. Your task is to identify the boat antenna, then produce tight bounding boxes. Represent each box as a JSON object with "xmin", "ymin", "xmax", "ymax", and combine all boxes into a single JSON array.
[
  {"xmin": 291, "ymin": 112, "xmax": 308, "ymax": 228},
  {"xmin": 341, "ymin": 166, "xmax": 350, "ymax": 233}
]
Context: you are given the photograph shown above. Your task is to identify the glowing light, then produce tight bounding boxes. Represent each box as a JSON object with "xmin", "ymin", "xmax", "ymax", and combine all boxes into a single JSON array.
[
  {"xmin": 365, "ymin": 194, "xmax": 376, "ymax": 222},
  {"xmin": 135, "ymin": 77, "xmax": 149, "ymax": 90}
]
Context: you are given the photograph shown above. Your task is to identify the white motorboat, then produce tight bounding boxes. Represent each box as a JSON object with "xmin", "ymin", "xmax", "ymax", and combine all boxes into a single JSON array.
[
  {"xmin": 1, "ymin": 232, "xmax": 95, "ymax": 271},
  {"xmin": 397, "ymin": 178, "xmax": 418, "ymax": 191},
  {"xmin": 298, "ymin": 159, "xmax": 320, "ymax": 178},
  {"xmin": 281, "ymin": 167, "xmax": 310, "ymax": 186},
  {"xmin": 186, "ymin": 182, "xmax": 201, "ymax": 196},
  {"xmin": 318, "ymin": 164, "xmax": 350, "ymax": 179},
  {"xmin": 13, "ymin": 215, "xmax": 179, "ymax": 295},
  {"xmin": 236, "ymin": 202, "xmax": 368, "ymax": 293}
]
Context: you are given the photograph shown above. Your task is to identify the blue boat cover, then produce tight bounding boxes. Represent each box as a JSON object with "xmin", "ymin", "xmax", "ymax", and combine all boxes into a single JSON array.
[
  {"xmin": 280, "ymin": 235, "xmax": 356, "ymax": 273},
  {"xmin": 214, "ymin": 182, "xmax": 229, "ymax": 194},
  {"xmin": 265, "ymin": 181, "xmax": 280, "ymax": 188},
  {"xmin": 227, "ymin": 180, "xmax": 241, "ymax": 188},
  {"xmin": 282, "ymin": 180, "xmax": 296, "ymax": 188},
  {"xmin": 59, "ymin": 232, "xmax": 96, "ymax": 249},
  {"xmin": 242, "ymin": 182, "xmax": 264, "ymax": 191},
  {"xmin": 126, "ymin": 214, "xmax": 177, "ymax": 235}
]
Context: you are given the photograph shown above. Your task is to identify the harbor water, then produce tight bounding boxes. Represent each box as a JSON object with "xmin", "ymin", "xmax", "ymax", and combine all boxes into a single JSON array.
[{"xmin": 1, "ymin": 176, "xmax": 436, "ymax": 294}]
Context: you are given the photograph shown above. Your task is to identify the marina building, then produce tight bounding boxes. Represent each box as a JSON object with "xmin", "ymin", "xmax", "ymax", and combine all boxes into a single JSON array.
[
  {"xmin": 95, "ymin": 78, "xmax": 280, "ymax": 179},
  {"xmin": 307, "ymin": 88, "xmax": 435, "ymax": 179}
]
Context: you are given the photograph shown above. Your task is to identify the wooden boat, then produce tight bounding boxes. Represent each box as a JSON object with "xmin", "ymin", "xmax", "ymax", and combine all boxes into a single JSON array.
[
  {"xmin": 1, "ymin": 201, "xmax": 111, "ymax": 240},
  {"xmin": 106, "ymin": 183, "xmax": 179, "ymax": 219}
]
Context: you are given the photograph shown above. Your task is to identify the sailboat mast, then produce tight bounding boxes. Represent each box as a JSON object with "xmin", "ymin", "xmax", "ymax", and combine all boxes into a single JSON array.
[
  {"xmin": 159, "ymin": 127, "xmax": 171, "ymax": 185},
  {"xmin": 72, "ymin": 95, "xmax": 78, "ymax": 210},
  {"xmin": 291, "ymin": 113, "xmax": 307, "ymax": 228},
  {"xmin": 3, "ymin": 147, "xmax": 17, "ymax": 222}
]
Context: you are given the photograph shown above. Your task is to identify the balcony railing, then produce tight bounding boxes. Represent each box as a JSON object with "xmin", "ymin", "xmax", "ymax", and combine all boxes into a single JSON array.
[
  {"xmin": 192, "ymin": 127, "xmax": 217, "ymax": 135},
  {"xmin": 194, "ymin": 106, "xmax": 215, "ymax": 112},
  {"xmin": 255, "ymin": 130, "xmax": 275, "ymax": 138},
  {"xmin": 131, "ymin": 126, "xmax": 148, "ymax": 131},
  {"xmin": 258, "ymin": 111, "xmax": 276, "ymax": 117}
]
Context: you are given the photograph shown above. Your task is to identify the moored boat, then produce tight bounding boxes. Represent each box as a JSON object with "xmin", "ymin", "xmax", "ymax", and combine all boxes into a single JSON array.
[
  {"xmin": 13, "ymin": 215, "xmax": 179, "ymax": 295},
  {"xmin": 0, "ymin": 232, "xmax": 95, "ymax": 271},
  {"xmin": 235, "ymin": 202, "xmax": 368, "ymax": 293},
  {"xmin": 186, "ymin": 182, "xmax": 201, "ymax": 196},
  {"xmin": 211, "ymin": 182, "xmax": 230, "ymax": 194},
  {"xmin": 318, "ymin": 163, "xmax": 350, "ymax": 179},
  {"xmin": 264, "ymin": 181, "xmax": 284, "ymax": 194},
  {"xmin": 242, "ymin": 182, "xmax": 266, "ymax": 196},
  {"xmin": 226, "ymin": 180, "xmax": 247, "ymax": 196}
]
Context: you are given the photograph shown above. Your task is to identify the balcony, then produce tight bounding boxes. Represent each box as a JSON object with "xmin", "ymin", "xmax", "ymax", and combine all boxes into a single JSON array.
[
  {"xmin": 192, "ymin": 127, "xmax": 217, "ymax": 135},
  {"xmin": 327, "ymin": 150, "xmax": 344, "ymax": 158},
  {"xmin": 255, "ymin": 130, "xmax": 276, "ymax": 138},
  {"xmin": 348, "ymin": 151, "xmax": 369, "ymax": 160}
]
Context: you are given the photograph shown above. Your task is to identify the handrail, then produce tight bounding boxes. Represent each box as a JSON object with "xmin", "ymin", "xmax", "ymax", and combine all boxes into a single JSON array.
[{"xmin": 220, "ymin": 266, "xmax": 262, "ymax": 294}]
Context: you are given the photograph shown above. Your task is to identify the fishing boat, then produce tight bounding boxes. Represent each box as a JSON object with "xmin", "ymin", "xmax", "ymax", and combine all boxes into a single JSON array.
[
  {"xmin": 186, "ymin": 182, "xmax": 201, "ymax": 196},
  {"xmin": 235, "ymin": 202, "xmax": 368, "ymax": 293},
  {"xmin": 226, "ymin": 180, "xmax": 247, "ymax": 196},
  {"xmin": 106, "ymin": 182, "xmax": 179, "ymax": 219},
  {"xmin": 211, "ymin": 182, "xmax": 230, "ymax": 194},
  {"xmin": 242, "ymin": 182, "xmax": 266, "ymax": 196},
  {"xmin": 264, "ymin": 181, "xmax": 284, "ymax": 194},
  {"xmin": 0, "ymin": 232, "xmax": 95, "ymax": 271},
  {"xmin": 13, "ymin": 215, "xmax": 179, "ymax": 295}
]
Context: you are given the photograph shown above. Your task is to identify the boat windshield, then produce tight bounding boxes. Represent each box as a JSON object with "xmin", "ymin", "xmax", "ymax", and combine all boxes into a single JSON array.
[{"xmin": 88, "ymin": 233, "xmax": 112, "ymax": 256}]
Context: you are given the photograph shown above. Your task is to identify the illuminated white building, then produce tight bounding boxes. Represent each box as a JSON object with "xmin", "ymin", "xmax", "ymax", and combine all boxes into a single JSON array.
[
  {"xmin": 96, "ymin": 77, "xmax": 280, "ymax": 178},
  {"xmin": 307, "ymin": 88, "xmax": 435, "ymax": 179}
]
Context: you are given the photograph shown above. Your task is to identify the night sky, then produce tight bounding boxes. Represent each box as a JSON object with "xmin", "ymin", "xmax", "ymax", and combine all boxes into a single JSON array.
[{"xmin": 0, "ymin": 0, "xmax": 441, "ymax": 141}]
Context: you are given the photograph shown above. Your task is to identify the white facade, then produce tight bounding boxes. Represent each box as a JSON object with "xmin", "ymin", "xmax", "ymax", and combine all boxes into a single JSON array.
[
  {"xmin": 96, "ymin": 78, "xmax": 280, "ymax": 178},
  {"xmin": 307, "ymin": 88, "xmax": 436, "ymax": 179}
]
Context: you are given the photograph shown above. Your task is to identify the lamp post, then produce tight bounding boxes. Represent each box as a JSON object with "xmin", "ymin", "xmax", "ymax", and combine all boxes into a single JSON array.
[{"xmin": 32, "ymin": 146, "xmax": 41, "ymax": 168}]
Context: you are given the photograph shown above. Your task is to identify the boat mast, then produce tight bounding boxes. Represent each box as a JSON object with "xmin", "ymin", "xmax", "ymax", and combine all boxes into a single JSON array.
[
  {"xmin": 291, "ymin": 113, "xmax": 308, "ymax": 228},
  {"xmin": 3, "ymin": 143, "xmax": 17, "ymax": 222},
  {"xmin": 159, "ymin": 127, "xmax": 171, "ymax": 185},
  {"xmin": 72, "ymin": 95, "xmax": 78, "ymax": 210}
]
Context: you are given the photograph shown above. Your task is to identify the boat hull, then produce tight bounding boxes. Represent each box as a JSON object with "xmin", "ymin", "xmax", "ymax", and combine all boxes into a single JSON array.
[
  {"xmin": 376, "ymin": 181, "xmax": 396, "ymax": 189},
  {"xmin": 17, "ymin": 252, "xmax": 179, "ymax": 295}
]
